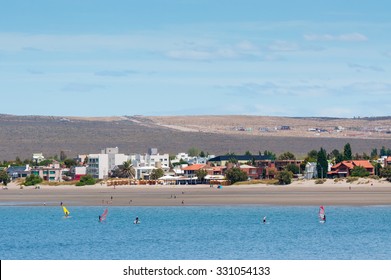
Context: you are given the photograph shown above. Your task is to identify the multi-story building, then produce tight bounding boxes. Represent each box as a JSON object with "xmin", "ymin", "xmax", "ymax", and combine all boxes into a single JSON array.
[{"xmin": 86, "ymin": 154, "xmax": 109, "ymax": 179}]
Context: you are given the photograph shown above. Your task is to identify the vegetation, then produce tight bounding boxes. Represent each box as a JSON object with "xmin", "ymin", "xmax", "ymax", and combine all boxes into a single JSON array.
[
  {"xmin": 343, "ymin": 143, "xmax": 352, "ymax": 160},
  {"xmin": 24, "ymin": 174, "xmax": 43, "ymax": 186},
  {"xmin": 75, "ymin": 174, "xmax": 96, "ymax": 186},
  {"xmin": 0, "ymin": 170, "xmax": 10, "ymax": 186},
  {"xmin": 285, "ymin": 163, "xmax": 300, "ymax": 174},
  {"xmin": 346, "ymin": 177, "xmax": 359, "ymax": 183},
  {"xmin": 380, "ymin": 166, "xmax": 391, "ymax": 179},
  {"xmin": 63, "ymin": 158, "xmax": 77, "ymax": 168},
  {"xmin": 316, "ymin": 147, "xmax": 328, "ymax": 179},
  {"xmin": 195, "ymin": 169, "xmax": 208, "ymax": 182},
  {"xmin": 315, "ymin": 179, "xmax": 326, "ymax": 184},
  {"xmin": 278, "ymin": 152, "xmax": 296, "ymax": 160},
  {"xmin": 119, "ymin": 160, "xmax": 135, "ymax": 179},
  {"xmin": 188, "ymin": 147, "xmax": 200, "ymax": 157},
  {"xmin": 350, "ymin": 166, "xmax": 370, "ymax": 177},
  {"xmin": 150, "ymin": 168, "xmax": 164, "ymax": 180},
  {"xmin": 225, "ymin": 167, "xmax": 248, "ymax": 184},
  {"xmin": 275, "ymin": 170, "xmax": 293, "ymax": 185}
]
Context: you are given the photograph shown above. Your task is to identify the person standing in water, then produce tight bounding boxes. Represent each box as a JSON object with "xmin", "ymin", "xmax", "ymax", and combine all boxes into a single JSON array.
[
  {"xmin": 263, "ymin": 216, "xmax": 267, "ymax": 224},
  {"xmin": 135, "ymin": 216, "xmax": 139, "ymax": 224}
]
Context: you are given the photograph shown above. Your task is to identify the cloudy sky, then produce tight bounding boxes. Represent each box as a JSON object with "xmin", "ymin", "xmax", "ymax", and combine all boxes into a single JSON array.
[{"xmin": 1, "ymin": 0, "xmax": 390, "ymax": 117}]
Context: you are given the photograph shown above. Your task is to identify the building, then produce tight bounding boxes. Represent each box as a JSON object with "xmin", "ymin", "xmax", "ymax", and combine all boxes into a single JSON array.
[
  {"xmin": 239, "ymin": 164, "xmax": 260, "ymax": 180},
  {"xmin": 328, "ymin": 160, "xmax": 374, "ymax": 177},
  {"xmin": 31, "ymin": 163, "xmax": 63, "ymax": 182},
  {"xmin": 6, "ymin": 165, "xmax": 31, "ymax": 180},
  {"xmin": 86, "ymin": 154, "xmax": 109, "ymax": 179},
  {"xmin": 208, "ymin": 155, "xmax": 271, "ymax": 166},
  {"xmin": 304, "ymin": 162, "xmax": 318, "ymax": 179},
  {"xmin": 182, "ymin": 164, "xmax": 206, "ymax": 178},
  {"xmin": 32, "ymin": 153, "xmax": 45, "ymax": 164}
]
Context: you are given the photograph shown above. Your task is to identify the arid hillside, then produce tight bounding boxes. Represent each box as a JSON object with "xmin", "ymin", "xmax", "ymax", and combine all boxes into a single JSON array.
[{"xmin": 0, "ymin": 114, "xmax": 390, "ymax": 161}]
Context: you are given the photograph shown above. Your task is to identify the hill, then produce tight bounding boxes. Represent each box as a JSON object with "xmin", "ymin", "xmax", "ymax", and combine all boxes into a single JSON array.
[{"xmin": 0, "ymin": 114, "xmax": 390, "ymax": 161}]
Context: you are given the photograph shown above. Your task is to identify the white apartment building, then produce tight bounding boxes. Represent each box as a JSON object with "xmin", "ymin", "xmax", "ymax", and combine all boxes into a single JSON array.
[
  {"xmin": 86, "ymin": 154, "xmax": 109, "ymax": 179},
  {"xmin": 130, "ymin": 148, "xmax": 170, "ymax": 179}
]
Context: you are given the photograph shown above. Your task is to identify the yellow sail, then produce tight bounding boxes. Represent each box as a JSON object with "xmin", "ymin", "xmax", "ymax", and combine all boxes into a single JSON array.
[{"xmin": 62, "ymin": 206, "xmax": 70, "ymax": 216}]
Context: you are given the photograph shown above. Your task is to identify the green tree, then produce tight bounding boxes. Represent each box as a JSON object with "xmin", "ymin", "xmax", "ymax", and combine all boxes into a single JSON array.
[
  {"xmin": 63, "ymin": 158, "xmax": 77, "ymax": 168},
  {"xmin": 278, "ymin": 152, "xmax": 296, "ymax": 160},
  {"xmin": 350, "ymin": 166, "xmax": 370, "ymax": 177},
  {"xmin": 374, "ymin": 162, "xmax": 382, "ymax": 176},
  {"xmin": 316, "ymin": 147, "xmax": 328, "ymax": 179},
  {"xmin": 263, "ymin": 150, "xmax": 276, "ymax": 160},
  {"xmin": 188, "ymin": 147, "xmax": 200, "ymax": 157},
  {"xmin": 276, "ymin": 170, "xmax": 293, "ymax": 185},
  {"xmin": 343, "ymin": 143, "xmax": 352, "ymax": 160},
  {"xmin": 150, "ymin": 168, "xmax": 164, "ymax": 180},
  {"xmin": 244, "ymin": 150, "xmax": 252, "ymax": 156},
  {"xmin": 380, "ymin": 146, "xmax": 387, "ymax": 157},
  {"xmin": 199, "ymin": 151, "xmax": 206, "ymax": 158},
  {"xmin": 285, "ymin": 163, "xmax": 300, "ymax": 174},
  {"xmin": 0, "ymin": 170, "xmax": 10, "ymax": 186},
  {"xmin": 60, "ymin": 150, "xmax": 67, "ymax": 161},
  {"xmin": 370, "ymin": 148, "xmax": 378, "ymax": 159},
  {"xmin": 24, "ymin": 174, "xmax": 43, "ymax": 186},
  {"xmin": 328, "ymin": 149, "xmax": 340, "ymax": 161},
  {"xmin": 227, "ymin": 157, "xmax": 238, "ymax": 164},
  {"xmin": 195, "ymin": 169, "xmax": 208, "ymax": 182},
  {"xmin": 380, "ymin": 166, "xmax": 391, "ymax": 179},
  {"xmin": 225, "ymin": 167, "xmax": 248, "ymax": 184}
]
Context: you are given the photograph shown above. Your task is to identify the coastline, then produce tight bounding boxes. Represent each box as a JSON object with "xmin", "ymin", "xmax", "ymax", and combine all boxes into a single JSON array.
[{"xmin": 1, "ymin": 178, "xmax": 391, "ymax": 207}]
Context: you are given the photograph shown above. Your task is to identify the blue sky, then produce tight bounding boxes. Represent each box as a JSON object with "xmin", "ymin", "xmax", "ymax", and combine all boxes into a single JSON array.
[{"xmin": 1, "ymin": 0, "xmax": 390, "ymax": 117}]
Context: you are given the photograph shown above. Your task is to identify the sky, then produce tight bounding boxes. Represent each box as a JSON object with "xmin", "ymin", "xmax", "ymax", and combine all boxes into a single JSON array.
[{"xmin": 1, "ymin": 0, "xmax": 390, "ymax": 118}]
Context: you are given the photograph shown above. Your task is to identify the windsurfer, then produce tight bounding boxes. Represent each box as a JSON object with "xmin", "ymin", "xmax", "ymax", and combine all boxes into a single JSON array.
[
  {"xmin": 263, "ymin": 216, "xmax": 267, "ymax": 224},
  {"xmin": 135, "ymin": 216, "xmax": 139, "ymax": 224}
]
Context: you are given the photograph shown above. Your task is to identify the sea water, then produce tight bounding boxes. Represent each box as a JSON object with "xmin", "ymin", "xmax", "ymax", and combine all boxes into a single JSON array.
[{"xmin": 0, "ymin": 206, "xmax": 390, "ymax": 260}]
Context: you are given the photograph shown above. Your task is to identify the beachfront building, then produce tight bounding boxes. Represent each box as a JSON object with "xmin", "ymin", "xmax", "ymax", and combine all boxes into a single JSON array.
[
  {"xmin": 304, "ymin": 162, "xmax": 318, "ymax": 179},
  {"xmin": 31, "ymin": 163, "xmax": 63, "ymax": 182},
  {"xmin": 182, "ymin": 164, "xmax": 206, "ymax": 179},
  {"xmin": 239, "ymin": 164, "xmax": 261, "ymax": 180},
  {"xmin": 86, "ymin": 154, "xmax": 109, "ymax": 179},
  {"xmin": 6, "ymin": 165, "xmax": 31, "ymax": 180},
  {"xmin": 328, "ymin": 160, "xmax": 374, "ymax": 178}
]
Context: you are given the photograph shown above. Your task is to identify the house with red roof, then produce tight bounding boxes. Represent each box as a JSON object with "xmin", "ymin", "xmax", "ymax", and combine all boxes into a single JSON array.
[
  {"xmin": 182, "ymin": 164, "xmax": 207, "ymax": 178},
  {"xmin": 328, "ymin": 160, "xmax": 374, "ymax": 177}
]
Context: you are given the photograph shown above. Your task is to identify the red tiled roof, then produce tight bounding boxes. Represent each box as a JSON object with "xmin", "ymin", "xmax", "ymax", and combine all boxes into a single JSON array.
[
  {"xmin": 352, "ymin": 160, "xmax": 374, "ymax": 169},
  {"xmin": 182, "ymin": 164, "xmax": 206, "ymax": 171}
]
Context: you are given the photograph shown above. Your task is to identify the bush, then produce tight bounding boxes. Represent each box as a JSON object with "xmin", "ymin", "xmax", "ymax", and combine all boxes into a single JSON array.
[
  {"xmin": 315, "ymin": 179, "xmax": 326, "ymax": 184},
  {"xmin": 275, "ymin": 170, "xmax": 293, "ymax": 185},
  {"xmin": 350, "ymin": 166, "xmax": 370, "ymax": 177},
  {"xmin": 76, "ymin": 174, "xmax": 96, "ymax": 186},
  {"xmin": 24, "ymin": 174, "xmax": 43, "ymax": 186},
  {"xmin": 225, "ymin": 168, "xmax": 248, "ymax": 184}
]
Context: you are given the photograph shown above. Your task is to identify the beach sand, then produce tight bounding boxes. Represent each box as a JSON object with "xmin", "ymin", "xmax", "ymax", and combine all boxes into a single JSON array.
[{"xmin": 1, "ymin": 178, "xmax": 391, "ymax": 207}]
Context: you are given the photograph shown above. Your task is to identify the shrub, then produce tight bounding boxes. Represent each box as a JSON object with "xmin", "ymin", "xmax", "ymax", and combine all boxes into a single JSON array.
[
  {"xmin": 76, "ymin": 174, "xmax": 96, "ymax": 186},
  {"xmin": 346, "ymin": 177, "xmax": 359, "ymax": 183},
  {"xmin": 315, "ymin": 179, "xmax": 326, "ymax": 184},
  {"xmin": 350, "ymin": 166, "xmax": 370, "ymax": 177},
  {"xmin": 24, "ymin": 174, "xmax": 43, "ymax": 186},
  {"xmin": 225, "ymin": 168, "xmax": 248, "ymax": 184},
  {"xmin": 275, "ymin": 170, "xmax": 293, "ymax": 185}
]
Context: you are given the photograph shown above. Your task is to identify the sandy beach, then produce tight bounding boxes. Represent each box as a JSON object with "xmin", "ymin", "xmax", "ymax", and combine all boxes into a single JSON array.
[{"xmin": 1, "ymin": 178, "xmax": 391, "ymax": 206}]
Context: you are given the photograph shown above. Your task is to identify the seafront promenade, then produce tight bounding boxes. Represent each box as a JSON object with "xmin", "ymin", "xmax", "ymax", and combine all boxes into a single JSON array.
[{"xmin": 1, "ymin": 179, "xmax": 391, "ymax": 206}]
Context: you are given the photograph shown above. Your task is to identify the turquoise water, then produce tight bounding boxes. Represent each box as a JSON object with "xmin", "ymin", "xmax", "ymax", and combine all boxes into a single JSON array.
[{"xmin": 1, "ymin": 206, "xmax": 391, "ymax": 260}]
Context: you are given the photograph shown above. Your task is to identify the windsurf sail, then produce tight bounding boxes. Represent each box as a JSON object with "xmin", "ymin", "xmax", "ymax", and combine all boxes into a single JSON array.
[
  {"xmin": 63, "ymin": 206, "xmax": 70, "ymax": 217},
  {"xmin": 100, "ymin": 208, "xmax": 108, "ymax": 222},
  {"xmin": 319, "ymin": 205, "xmax": 325, "ymax": 221}
]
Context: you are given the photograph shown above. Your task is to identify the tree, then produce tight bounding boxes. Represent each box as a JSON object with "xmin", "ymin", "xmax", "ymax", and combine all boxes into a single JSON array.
[
  {"xmin": 60, "ymin": 150, "xmax": 67, "ymax": 161},
  {"xmin": 343, "ymin": 143, "xmax": 352, "ymax": 160},
  {"xmin": 350, "ymin": 166, "xmax": 370, "ymax": 177},
  {"xmin": 380, "ymin": 166, "xmax": 391, "ymax": 179},
  {"xmin": 150, "ymin": 168, "xmax": 164, "ymax": 180},
  {"xmin": 370, "ymin": 148, "xmax": 378, "ymax": 159},
  {"xmin": 285, "ymin": 163, "xmax": 300, "ymax": 174},
  {"xmin": 380, "ymin": 146, "xmax": 387, "ymax": 157},
  {"xmin": 0, "ymin": 170, "xmax": 10, "ymax": 186},
  {"xmin": 245, "ymin": 150, "xmax": 252, "ymax": 156},
  {"xmin": 316, "ymin": 147, "xmax": 328, "ymax": 179},
  {"xmin": 195, "ymin": 169, "xmax": 208, "ymax": 182},
  {"xmin": 328, "ymin": 149, "xmax": 340, "ymax": 161},
  {"xmin": 199, "ymin": 151, "xmax": 206, "ymax": 158},
  {"xmin": 63, "ymin": 158, "xmax": 77, "ymax": 168},
  {"xmin": 263, "ymin": 150, "xmax": 276, "ymax": 160},
  {"xmin": 225, "ymin": 168, "xmax": 248, "ymax": 184},
  {"xmin": 119, "ymin": 160, "xmax": 135, "ymax": 179},
  {"xmin": 188, "ymin": 147, "xmax": 200, "ymax": 157},
  {"xmin": 276, "ymin": 170, "xmax": 293, "ymax": 185},
  {"xmin": 278, "ymin": 152, "xmax": 296, "ymax": 160}
]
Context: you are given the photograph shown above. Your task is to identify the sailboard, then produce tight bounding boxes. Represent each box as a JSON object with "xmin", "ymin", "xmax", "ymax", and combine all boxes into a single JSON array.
[
  {"xmin": 62, "ymin": 206, "xmax": 70, "ymax": 218},
  {"xmin": 319, "ymin": 205, "xmax": 326, "ymax": 223},
  {"xmin": 99, "ymin": 208, "xmax": 108, "ymax": 222}
]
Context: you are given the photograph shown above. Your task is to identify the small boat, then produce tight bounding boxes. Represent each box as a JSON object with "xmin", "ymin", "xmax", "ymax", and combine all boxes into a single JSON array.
[
  {"xmin": 319, "ymin": 205, "xmax": 326, "ymax": 223},
  {"xmin": 99, "ymin": 208, "xmax": 108, "ymax": 222},
  {"xmin": 62, "ymin": 206, "xmax": 70, "ymax": 218}
]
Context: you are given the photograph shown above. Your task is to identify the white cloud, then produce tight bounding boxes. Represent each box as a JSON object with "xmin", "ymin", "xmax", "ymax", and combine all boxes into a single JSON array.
[
  {"xmin": 303, "ymin": 32, "xmax": 368, "ymax": 42},
  {"xmin": 347, "ymin": 63, "xmax": 385, "ymax": 72}
]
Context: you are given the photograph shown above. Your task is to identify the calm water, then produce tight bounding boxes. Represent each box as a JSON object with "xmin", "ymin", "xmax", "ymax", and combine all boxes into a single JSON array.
[{"xmin": 1, "ymin": 206, "xmax": 390, "ymax": 260}]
